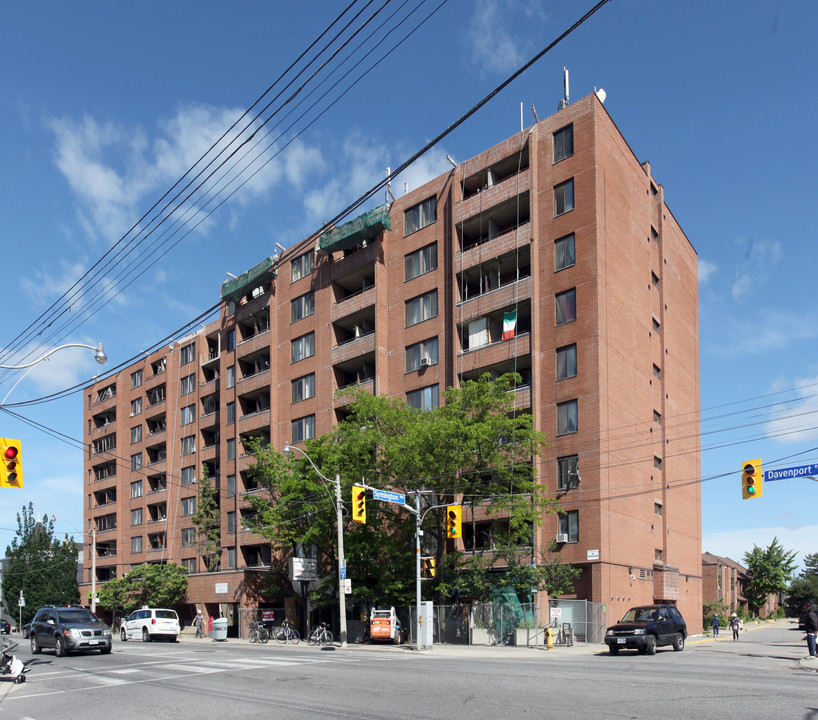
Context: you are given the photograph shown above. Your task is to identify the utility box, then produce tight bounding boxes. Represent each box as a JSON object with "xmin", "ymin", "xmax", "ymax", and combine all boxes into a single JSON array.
[
  {"xmin": 420, "ymin": 601, "xmax": 433, "ymax": 647},
  {"xmin": 211, "ymin": 617, "xmax": 228, "ymax": 641}
]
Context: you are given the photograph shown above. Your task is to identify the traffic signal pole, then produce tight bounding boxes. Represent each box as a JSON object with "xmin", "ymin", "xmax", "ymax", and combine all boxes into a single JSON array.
[{"xmin": 415, "ymin": 493, "xmax": 422, "ymax": 650}]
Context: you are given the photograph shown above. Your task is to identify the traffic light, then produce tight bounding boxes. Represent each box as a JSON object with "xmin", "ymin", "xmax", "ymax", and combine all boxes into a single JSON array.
[
  {"xmin": 741, "ymin": 458, "xmax": 762, "ymax": 500},
  {"xmin": 446, "ymin": 504, "xmax": 462, "ymax": 539},
  {"xmin": 422, "ymin": 558, "xmax": 436, "ymax": 578},
  {"xmin": 352, "ymin": 485, "xmax": 366, "ymax": 523},
  {"xmin": 0, "ymin": 438, "xmax": 22, "ymax": 489}
]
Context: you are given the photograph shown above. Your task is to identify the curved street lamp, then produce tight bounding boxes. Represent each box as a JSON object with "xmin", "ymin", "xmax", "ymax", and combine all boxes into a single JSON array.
[
  {"xmin": 0, "ymin": 342, "xmax": 107, "ymax": 370},
  {"xmin": 282, "ymin": 441, "xmax": 347, "ymax": 647}
]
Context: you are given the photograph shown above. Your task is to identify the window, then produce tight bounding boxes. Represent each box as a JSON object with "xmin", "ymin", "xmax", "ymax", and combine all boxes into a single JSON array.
[
  {"xmin": 226, "ymin": 401, "xmax": 236, "ymax": 425},
  {"xmin": 654, "ymin": 456, "xmax": 663, "ymax": 470},
  {"xmin": 404, "ymin": 196, "xmax": 437, "ymax": 235},
  {"xmin": 651, "ymin": 271, "xmax": 660, "ymax": 288},
  {"xmin": 654, "ymin": 502, "xmax": 663, "ymax": 516},
  {"xmin": 558, "ymin": 510, "xmax": 579, "ymax": 542},
  {"xmin": 225, "ymin": 329, "xmax": 235, "ymax": 352},
  {"xmin": 181, "ymin": 466, "xmax": 195, "ymax": 486},
  {"xmin": 130, "ymin": 453, "xmax": 143, "ymax": 471},
  {"xmin": 227, "ymin": 511, "xmax": 236, "ymax": 534},
  {"xmin": 555, "ymin": 288, "xmax": 576, "ymax": 325},
  {"xmin": 557, "ymin": 455, "xmax": 579, "ymax": 490},
  {"xmin": 554, "ymin": 179, "xmax": 574, "ymax": 216},
  {"xmin": 131, "ymin": 508, "xmax": 143, "ymax": 526},
  {"xmin": 130, "ymin": 397, "xmax": 142, "ymax": 417},
  {"xmin": 654, "ymin": 410, "xmax": 662, "ymax": 426},
  {"xmin": 227, "ymin": 547, "xmax": 237, "ymax": 570},
  {"xmin": 130, "ymin": 369, "xmax": 143, "ymax": 390},
  {"xmin": 406, "ymin": 337, "xmax": 439, "ymax": 372},
  {"xmin": 131, "ymin": 536, "xmax": 143, "ymax": 553},
  {"xmin": 131, "ymin": 425, "xmax": 142, "ymax": 444},
  {"xmin": 227, "ymin": 475, "xmax": 236, "ymax": 498},
  {"xmin": 131, "ymin": 480, "xmax": 143, "ymax": 499},
  {"xmin": 180, "ymin": 374, "xmax": 195, "ymax": 396},
  {"xmin": 227, "ymin": 438, "xmax": 236, "ymax": 461},
  {"xmin": 653, "ymin": 364, "xmax": 661, "ymax": 380},
  {"xmin": 555, "ymin": 233, "xmax": 575, "ymax": 271},
  {"xmin": 291, "ymin": 291, "xmax": 315, "ymax": 322},
  {"xmin": 557, "ymin": 399, "xmax": 578, "ymax": 435},
  {"xmin": 225, "ymin": 365, "xmax": 235, "ymax": 389},
  {"xmin": 292, "ymin": 373, "xmax": 316, "ymax": 403},
  {"xmin": 181, "ymin": 404, "xmax": 195, "ymax": 426},
  {"xmin": 292, "ymin": 415, "xmax": 316, "ymax": 443},
  {"xmin": 652, "ymin": 317, "xmax": 661, "ymax": 333},
  {"xmin": 180, "ymin": 342, "xmax": 195, "ymax": 365},
  {"xmin": 553, "ymin": 124, "xmax": 574, "ymax": 163},
  {"xmin": 406, "ymin": 384, "xmax": 439, "ymax": 411},
  {"xmin": 405, "ymin": 243, "xmax": 437, "ymax": 281},
  {"xmin": 182, "ymin": 558, "xmax": 196, "ymax": 573},
  {"xmin": 181, "ymin": 497, "xmax": 196, "ymax": 516},
  {"xmin": 291, "ymin": 332, "xmax": 315, "ymax": 363},
  {"xmin": 556, "ymin": 344, "xmax": 577, "ymax": 381},
  {"xmin": 655, "ymin": 549, "xmax": 663, "ymax": 562},
  {"xmin": 405, "ymin": 290, "xmax": 438, "ymax": 327},
  {"xmin": 181, "ymin": 528, "xmax": 196, "ymax": 546},
  {"xmin": 291, "ymin": 251, "xmax": 314, "ymax": 282},
  {"xmin": 181, "ymin": 435, "xmax": 195, "ymax": 456}
]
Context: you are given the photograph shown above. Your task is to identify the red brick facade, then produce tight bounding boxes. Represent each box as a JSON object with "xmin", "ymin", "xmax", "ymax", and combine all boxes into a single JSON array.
[{"xmin": 82, "ymin": 93, "xmax": 702, "ymax": 631}]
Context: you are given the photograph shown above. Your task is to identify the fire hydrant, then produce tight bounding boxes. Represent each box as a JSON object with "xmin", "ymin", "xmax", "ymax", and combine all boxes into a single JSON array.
[{"xmin": 545, "ymin": 626, "xmax": 555, "ymax": 650}]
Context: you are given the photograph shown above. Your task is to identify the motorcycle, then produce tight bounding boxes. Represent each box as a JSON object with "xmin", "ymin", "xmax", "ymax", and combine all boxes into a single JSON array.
[{"xmin": 1, "ymin": 638, "xmax": 29, "ymax": 683}]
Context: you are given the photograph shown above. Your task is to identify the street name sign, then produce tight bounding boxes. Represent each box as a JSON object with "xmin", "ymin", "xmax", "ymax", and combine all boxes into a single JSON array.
[
  {"xmin": 764, "ymin": 463, "xmax": 818, "ymax": 482},
  {"xmin": 373, "ymin": 489, "xmax": 406, "ymax": 505}
]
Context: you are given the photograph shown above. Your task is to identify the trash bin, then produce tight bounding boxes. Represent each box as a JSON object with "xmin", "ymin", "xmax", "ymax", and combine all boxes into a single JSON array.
[{"xmin": 211, "ymin": 617, "xmax": 228, "ymax": 641}]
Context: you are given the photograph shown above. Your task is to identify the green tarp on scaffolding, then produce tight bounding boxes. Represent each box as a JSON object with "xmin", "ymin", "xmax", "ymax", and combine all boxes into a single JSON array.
[
  {"xmin": 318, "ymin": 203, "xmax": 392, "ymax": 254},
  {"xmin": 220, "ymin": 256, "xmax": 277, "ymax": 300}
]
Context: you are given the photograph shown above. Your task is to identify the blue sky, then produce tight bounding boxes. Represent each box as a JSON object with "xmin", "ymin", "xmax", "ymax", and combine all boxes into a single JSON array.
[{"xmin": 1, "ymin": 0, "xmax": 817, "ymax": 572}]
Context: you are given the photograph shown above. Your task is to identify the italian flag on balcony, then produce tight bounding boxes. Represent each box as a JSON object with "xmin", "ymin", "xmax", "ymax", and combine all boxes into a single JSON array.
[{"xmin": 501, "ymin": 309, "xmax": 517, "ymax": 341}]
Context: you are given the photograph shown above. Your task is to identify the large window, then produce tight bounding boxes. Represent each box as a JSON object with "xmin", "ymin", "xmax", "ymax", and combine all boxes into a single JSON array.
[
  {"xmin": 181, "ymin": 435, "xmax": 195, "ymax": 456},
  {"xmin": 180, "ymin": 374, "xmax": 195, "ymax": 396},
  {"xmin": 131, "ymin": 508, "xmax": 143, "ymax": 526},
  {"xmin": 180, "ymin": 405, "xmax": 195, "ymax": 426},
  {"xmin": 406, "ymin": 337, "xmax": 439, "ymax": 372},
  {"xmin": 553, "ymin": 124, "xmax": 574, "ymax": 163},
  {"xmin": 131, "ymin": 480, "xmax": 143, "ymax": 498},
  {"xmin": 557, "ymin": 455, "xmax": 579, "ymax": 490},
  {"xmin": 404, "ymin": 196, "xmax": 437, "ymax": 235},
  {"xmin": 555, "ymin": 288, "xmax": 576, "ymax": 325},
  {"xmin": 291, "ymin": 291, "xmax": 315, "ymax": 322},
  {"xmin": 558, "ymin": 510, "xmax": 579, "ymax": 542},
  {"xmin": 554, "ymin": 179, "xmax": 574, "ymax": 216},
  {"xmin": 227, "ymin": 438, "xmax": 236, "ymax": 461},
  {"xmin": 227, "ymin": 511, "xmax": 236, "ymax": 534},
  {"xmin": 405, "ymin": 290, "xmax": 438, "ymax": 327},
  {"xmin": 555, "ymin": 233, "xmax": 575, "ymax": 271},
  {"xmin": 291, "ymin": 251, "xmax": 314, "ymax": 282},
  {"xmin": 291, "ymin": 332, "xmax": 315, "ymax": 363},
  {"xmin": 130, "ymin": 397, "xmax": 142, "ymax": 417},
  {"xmin": 181, "ymin": 497, "xmax": 196, "ymax": 517},
  {"xmin": 131, "ymin": 536, "xmax": 143, "ymax": 553},
  {"xmin": 180, "ymin": 342, "xmax": 195, "ymax": 365},
  {"xmin": 181, "ymin": 466, "xmax": 195, "ymax": 486},
  {"xmin": 130, "ymin": 369, "xmax": 143, "ymax": 389},
  {"xmin": 292, "ymin": 415, "xmax": 316, "ymax": 443},
  {"xmin": 292, "ymin": 373, "xmax": 316, "ymax": 403},
  {"xmin": 130, "ymin": 453, "xmax": 142, "ymax": 471},
  {"xmin": 405, "ymin": 242, "xmax": 437, "ymax": 281},
  {"xmin": 556, "ymin": 344, "xmax": 577, "ymax": 380},
  {"xmin": 407, "ymin": 384, "xmax": 439, "ymax": 411},
  {"xmin": 131, "ymin": 425, "xmax": 142, "ymax": 444},
  {"xmin": 181, "ymin": 528, "xmax": 196, "ymax": 546},
  {"xmin": 226, "ymin": 329, "xmax": 235, "ymax": 352},
  {"xmin": 557, "ymin": 399, "xmax": 578, "ymax": 436},
  {"xmin": 227, "ymin": 547, "xmax": 237, "ymax": 570},
  {"xmin": 226, "ymin": 365, "xmax": 235, "ymax": 389},
  {"xmin": 227, "ymin": 475, "xmax": 236, "ymax": 497}
]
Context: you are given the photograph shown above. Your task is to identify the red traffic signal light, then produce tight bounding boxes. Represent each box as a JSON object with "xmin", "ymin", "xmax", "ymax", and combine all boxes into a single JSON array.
[
  {"xmin": 352, "ymin": 485, "xmax": 366, "ymax": 523},
  {"xmin": 0, "ymin": 438, "xmax": 22, "ymax": 489}
]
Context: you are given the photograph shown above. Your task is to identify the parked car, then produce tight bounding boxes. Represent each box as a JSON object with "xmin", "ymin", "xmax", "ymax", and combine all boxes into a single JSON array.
[
  {"xmin": 0, "ymin": 621, "xmax": 11, "ymax": 635},
  {"xmin": 29, "ymin": 606, "xmax": 112, "ymax": 657},
  {"xmin": 605, "ymin": 604, "xmax": 687, "ymax": 655},
  {"xmin": 121, "ymin": 608, "xmax": 180, "ymax": 642}
]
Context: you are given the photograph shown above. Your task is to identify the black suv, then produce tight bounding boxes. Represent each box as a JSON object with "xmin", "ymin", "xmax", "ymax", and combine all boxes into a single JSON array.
[
  {"xmin": 30, "ymin": 606, "xmax": 112, "ymax": 657},
  {"xmin": 605, "ymin": 604, "xmax": 687, "ymax": 655}
]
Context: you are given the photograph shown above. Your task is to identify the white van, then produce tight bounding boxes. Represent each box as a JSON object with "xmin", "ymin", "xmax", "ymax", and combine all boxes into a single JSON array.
[{"xmin": 121, "ymin": 607, "xmax": 180, "ymax": 642}]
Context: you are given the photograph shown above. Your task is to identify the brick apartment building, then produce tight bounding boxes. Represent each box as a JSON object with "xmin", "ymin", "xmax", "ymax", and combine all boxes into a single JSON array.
[{"xmin": 83, "ymin": 92, "xmax": 702, "ymax": 633}]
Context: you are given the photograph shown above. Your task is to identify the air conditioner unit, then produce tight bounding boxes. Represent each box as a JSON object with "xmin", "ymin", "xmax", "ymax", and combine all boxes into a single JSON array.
[
  {"xmin": 420, "ymin": 356, "xmax": 433, "ymax": 367},
  {"xmin": 555, "ymin": 533, "xmax": 569, "ymax": 544}
]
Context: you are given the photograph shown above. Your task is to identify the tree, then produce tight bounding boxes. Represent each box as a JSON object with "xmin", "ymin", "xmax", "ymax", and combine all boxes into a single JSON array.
[
  {"xmin": 191, "ymin": 463, "xmax": 221, "ymax": 571},
  {"xmin": 2, "ymin": 503, "xmax": 79, "ymax": 624},
  {"xmin": 786, "ymin": 552, "xmax": 818, "ymax": 616},
  {"xmin": 743, "ymin": 537, "xmax": 797, "ymax": 614},
  {"xmin": 97, "ymin": 563, "xmax": 188, "ymax": 615}
]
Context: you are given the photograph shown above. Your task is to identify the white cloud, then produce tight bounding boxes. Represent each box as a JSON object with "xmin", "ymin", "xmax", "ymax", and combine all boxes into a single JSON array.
[
  {"xmin": 467, "ymin": 0, "xmax": 547, "ymax": 76},
  {"xmin": 703, "ymin": 524, "xmax": 817, "ymax": 572},
  {"xmin": 712, "ymin": 309, "xmax": 817, "ymax": 359},
  {"xmin": 697, "ymin": 259, "xmax": 718, "ymax": 284},
  {"xmin": 731, "ymin": 237, "xmax": 782, "ymax": 301},
  {"xmin": 764, "ymin": 375, "xmax": 818, "ymax": 443}
]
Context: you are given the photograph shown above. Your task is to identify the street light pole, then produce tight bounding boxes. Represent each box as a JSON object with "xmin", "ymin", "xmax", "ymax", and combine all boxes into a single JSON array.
[
  {"xmin": 51, "ymin": 515, "xmax": 97, "ymax": 614},
  {"xmin": 282, "ymin": 442, "xmax": 347, "ymax": 647},
  {"xmin": 0, "ymin": 342, "xmax": 107, "ymax": 370}
]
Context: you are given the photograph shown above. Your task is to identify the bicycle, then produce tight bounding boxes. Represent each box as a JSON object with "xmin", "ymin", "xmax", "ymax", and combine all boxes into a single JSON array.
[
  {"xmin": 275, "ymin": 620, "xmax": 300, "ymax": 645},
  {"xmin": 248, "ymin": 620, "xmax": 270, "ymax": 644},
  {"xmin": 307, "ymin": 622, "xmax": 333, "ymax": 647}
]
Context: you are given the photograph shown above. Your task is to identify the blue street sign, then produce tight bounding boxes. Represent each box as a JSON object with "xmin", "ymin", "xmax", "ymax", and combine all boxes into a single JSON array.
[
  {"xmin": 764, "ymin": 463, "xmax": 818, "ymax": 482},
  {"xmin": 373, "ymin": 489, "xmax": 406, "ymax": 505},
  {"xmin": 340, "ymin": 567, "xmax": 346, "ymax": 579}
]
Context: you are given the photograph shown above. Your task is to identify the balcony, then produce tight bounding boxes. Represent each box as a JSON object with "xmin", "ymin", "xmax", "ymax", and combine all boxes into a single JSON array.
[
  {"xmin": 458, "ymin": 192, "xmax": 531, "ymax": 253},
  {"xmin": 459, "ymin": 165, "xmax": 530, "ymax": 221},
  {"xmin": 331, "ymin": 332, "xmax": 375, "ymax": 366},
  {"xmin": 458, "ymin": 276, "xmax": 533, "ymax": 325}
]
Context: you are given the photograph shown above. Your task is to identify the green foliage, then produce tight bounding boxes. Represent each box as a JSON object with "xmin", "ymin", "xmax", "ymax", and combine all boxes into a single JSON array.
[
  {"xmin": 537, "ymin": 542, "xmax": 582, "ymax": 598},
  {"xmin": 743, "ymin": 537, "xmax": 797, "ymax": 614},
  {"xmin": 191, "ymin": 463, "xmax": 221, "ymax": 571},
  {"xmin": 703, "ymin": 599, "xmax": 728, "ymax": 629},
  {"xmin": 786, "ymin": 552, "xmax": 818, "ymax": 616},
  {"xmin": 2, "ymin": 503, "xmax": 79, "ymax": 623},
  {"xmin": 96, "ymin": 563, "xmax": 188, "ymax": 615}
]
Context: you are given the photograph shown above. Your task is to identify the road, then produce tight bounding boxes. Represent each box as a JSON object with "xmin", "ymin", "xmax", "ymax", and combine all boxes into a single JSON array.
[{"xmin": 0, "ymin": 621, "xmax": 814, "ymax": 719}]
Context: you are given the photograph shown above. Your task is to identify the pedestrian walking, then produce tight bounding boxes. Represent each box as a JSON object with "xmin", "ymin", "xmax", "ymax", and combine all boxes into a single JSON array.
[
  {"xmin": 193, "ymin": 609, "xmax": 204, "ymax": 638},
  {"xmin": 711, "ymin": 612, "xmax": 720, "ymax": 637},
  {"xmin": 804, "ymin": 603, "xmax": 818, "ymax": 659},
  {"xmin": 729, "ymin": 612, "xmax": 740, "ymax": 641}
]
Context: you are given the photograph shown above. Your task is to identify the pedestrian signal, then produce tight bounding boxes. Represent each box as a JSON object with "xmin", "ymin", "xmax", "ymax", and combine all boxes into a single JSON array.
[
  {"xmin": 741, "ymin": 458, "xmax": 762, "ymax": 500},
  {"xmin": 352, "ymin": 485, "xmax": 366, "ymax": 523},
  {"xmin": 422, "ymin": 558, "xmax": 436, "ymax": 578},
  {"xmin": 0, "ymin": 439, "xmax": 22, "ymax": 489},
  {"xmin": 446, "ymin": 504, "xmax": 462, "ymax": 539}
]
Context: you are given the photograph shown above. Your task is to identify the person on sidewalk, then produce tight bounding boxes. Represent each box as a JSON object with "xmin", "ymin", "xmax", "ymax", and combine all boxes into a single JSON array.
[
  {"xmin": 804, "ymin": 603, "xmax": 818, "ymax": 658},
  {"xmin": 729, "ymin": 613, "xmax": 741, "ymax": 641},
  {"xmin": 711, "ymin": 613, "xmax": 720, "ymax": 637},
  {"xmin": 193, "ymin": 610, "xmax": 204, "ymax": 639}
]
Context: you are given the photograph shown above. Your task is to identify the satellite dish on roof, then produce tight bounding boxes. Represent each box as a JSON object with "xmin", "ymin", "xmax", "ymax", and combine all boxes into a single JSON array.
[{"xmin": 595, "ymin": 87, "xmax": 607, "ymax": 104}]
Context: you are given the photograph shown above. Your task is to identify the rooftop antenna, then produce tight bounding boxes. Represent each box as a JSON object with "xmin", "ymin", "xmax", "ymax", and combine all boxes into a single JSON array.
[
  {"xmin": 385, "ymin": 166, "xmax": 395, "ymax": 203},
  {"xmin": 531, "ymin": 104, "xmax": 540, "ymax": 123},
  {"xmin": 558, "ymin": 67, "xmax": 569, "ymax": 110}
]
